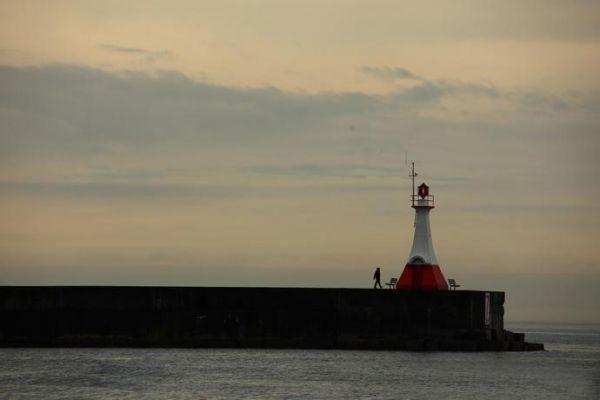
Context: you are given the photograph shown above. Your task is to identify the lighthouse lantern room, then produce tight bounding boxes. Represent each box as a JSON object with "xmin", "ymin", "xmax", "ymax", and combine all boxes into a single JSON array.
[{"xmin": 396, "ymin": 164, "xmax": 449, "ymax": 290}]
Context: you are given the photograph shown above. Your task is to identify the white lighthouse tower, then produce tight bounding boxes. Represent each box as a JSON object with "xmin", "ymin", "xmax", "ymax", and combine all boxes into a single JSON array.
[{"xmin": 396, "ymin": 163, "xmax": 449, "ymax": 290}]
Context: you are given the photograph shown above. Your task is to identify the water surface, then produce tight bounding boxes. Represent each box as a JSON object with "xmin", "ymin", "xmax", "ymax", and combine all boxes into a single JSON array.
[{"xmin": 1, "ymin": 322, "xmax": 598, "ymax": 399}]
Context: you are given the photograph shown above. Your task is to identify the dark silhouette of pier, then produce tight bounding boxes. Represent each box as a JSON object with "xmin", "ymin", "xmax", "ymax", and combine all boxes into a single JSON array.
[{"xmin": 0, "ymin": 286, "xmax": 543, "ymax": 351}]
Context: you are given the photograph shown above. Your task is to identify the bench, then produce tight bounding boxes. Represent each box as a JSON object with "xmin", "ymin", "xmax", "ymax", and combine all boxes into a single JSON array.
[
  {"xmin": 385, "ymin": 277, "xmax": 398, "ymax": 289},
  {"xmin": 448, "ymin": 278, "xmax": 461, "ymax": 290}
]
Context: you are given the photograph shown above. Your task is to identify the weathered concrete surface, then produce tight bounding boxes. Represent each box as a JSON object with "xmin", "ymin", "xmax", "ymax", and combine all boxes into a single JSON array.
[{"xmin": 0, "ymin": 287, "xmax": 543, "ymax": 351}]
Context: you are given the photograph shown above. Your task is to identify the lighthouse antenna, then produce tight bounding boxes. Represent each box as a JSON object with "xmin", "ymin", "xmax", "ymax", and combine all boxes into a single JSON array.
[
  {"xmin": 411, "ymin": 162, "xmax": 416, "ymax": 206},
  {"xmin": 406, "ymin": 158, "xmax": 418, "ymax": 206}
]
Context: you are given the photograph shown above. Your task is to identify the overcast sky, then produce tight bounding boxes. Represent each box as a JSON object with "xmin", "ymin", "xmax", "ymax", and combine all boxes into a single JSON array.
[{"xmin": 0, "ymin": 1, "xmax": 598, "ymax": 322}]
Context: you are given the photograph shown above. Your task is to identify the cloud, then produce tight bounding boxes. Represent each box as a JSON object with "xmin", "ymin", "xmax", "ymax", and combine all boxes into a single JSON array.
[
  {"xmin": 362, "ymin": 66, "xmax": 503, "ymax": 102},
  {"xmin": 247, "ymin": 164, "xmax": 404, "ymax": 179},
  {"xmin": 361, "ymin": 66, "xmax": 423, "ymax": 82},
  {"xmin": 0, "ymin": 180, "xmax": 413, "ymax": 208},
  {"xmin": 0, "ymin": 64, "xmax": 376, "ymax": 152},
  {"xmin": 0, "ymin": 180, "xmax": 228, "ymax": 199},
  {"xmin": 98, "ymin": 44, "xmax": 173, "ymax": 62},
  {"xmin": 362, "ymin": 65, "xmax": 597, "ymax": 114},
  {"xmin": 0, "ymin": 64, "xmax": 590, "ymax": 148},
  {"xmin": 0, "ymin": 63, "xmax": 597, "ymax": 187},
  {"xmin": 0, "ymin": 63, "xmax": 596, "ymax": 249}
]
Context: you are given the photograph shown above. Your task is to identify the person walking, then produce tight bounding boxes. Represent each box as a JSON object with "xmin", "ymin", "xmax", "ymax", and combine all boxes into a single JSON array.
[{"xmin": 373, "ymin": 267, "xmax": 382, "ymax": 289}]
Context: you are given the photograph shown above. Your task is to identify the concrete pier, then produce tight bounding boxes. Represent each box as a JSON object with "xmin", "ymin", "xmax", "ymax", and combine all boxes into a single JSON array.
[{"xmin": 0, "ymin": 286, "xmax": 543, "ymax": 351}]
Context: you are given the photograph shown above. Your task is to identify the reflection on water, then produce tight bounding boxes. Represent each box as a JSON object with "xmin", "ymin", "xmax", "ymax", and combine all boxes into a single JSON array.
[{"xmin": 1, "ymin": 322, "xmax": 598, "ymax": 399}]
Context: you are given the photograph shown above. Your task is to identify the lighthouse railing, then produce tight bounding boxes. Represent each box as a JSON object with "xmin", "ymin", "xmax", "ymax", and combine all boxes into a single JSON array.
[{"xmin": 411, "ymin": 194, "xmax": 435, "ymax": 207}]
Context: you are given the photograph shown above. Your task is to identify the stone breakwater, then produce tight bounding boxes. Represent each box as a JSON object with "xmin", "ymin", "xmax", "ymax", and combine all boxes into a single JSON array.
[{"xmin": 0, "ymin": 286, "xmax": 543, "ymax": 351}]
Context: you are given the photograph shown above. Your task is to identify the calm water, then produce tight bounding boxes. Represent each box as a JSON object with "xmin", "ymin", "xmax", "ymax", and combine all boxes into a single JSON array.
[{"xmin": 1, "ymin": 322, "xmax": 599, "ymax": 399}]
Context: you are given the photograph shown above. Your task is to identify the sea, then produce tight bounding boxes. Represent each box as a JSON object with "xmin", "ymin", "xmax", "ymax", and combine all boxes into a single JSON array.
[{"xmin": 1, "ymin": 322, "xmax": 598, "ymax": 399}]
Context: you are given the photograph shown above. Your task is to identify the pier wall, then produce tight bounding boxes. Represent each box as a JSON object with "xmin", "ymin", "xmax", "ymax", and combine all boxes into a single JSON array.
[{"xmin": 0, "ymin": 287, "xmax": 541, "ymax": 351}]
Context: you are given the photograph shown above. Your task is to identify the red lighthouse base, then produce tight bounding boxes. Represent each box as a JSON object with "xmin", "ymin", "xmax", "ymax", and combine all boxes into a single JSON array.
[{"xmin": 396, "ymin": 264, "xmax": 449, "ymax": 290}]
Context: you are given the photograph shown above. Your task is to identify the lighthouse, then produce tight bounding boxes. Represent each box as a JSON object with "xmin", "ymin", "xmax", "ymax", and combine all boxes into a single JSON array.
[{"xmin": 396, "ymin": 164, "xmax": 449, "ymax": 290}]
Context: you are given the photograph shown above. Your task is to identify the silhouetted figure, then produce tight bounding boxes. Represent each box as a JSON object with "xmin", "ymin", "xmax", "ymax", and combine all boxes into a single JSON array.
[{"xmin": 373, "ymin": 267, "xmax": 382, "ymax": 289}]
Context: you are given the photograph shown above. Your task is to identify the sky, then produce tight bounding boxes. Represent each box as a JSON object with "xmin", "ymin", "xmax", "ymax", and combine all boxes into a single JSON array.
[{"xmin": 0, "ymin": 1, "xmax": 599, "ymax": 322}]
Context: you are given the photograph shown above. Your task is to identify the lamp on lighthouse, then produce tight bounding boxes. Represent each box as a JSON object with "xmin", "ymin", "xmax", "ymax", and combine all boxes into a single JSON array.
[{"xmin": 396, "ymin": 166, "xmax": 449, "ymax": 290}]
